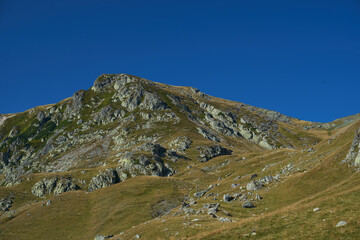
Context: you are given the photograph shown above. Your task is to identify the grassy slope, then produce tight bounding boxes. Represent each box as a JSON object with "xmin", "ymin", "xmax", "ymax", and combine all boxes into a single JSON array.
[
  {"xmin": 0, "ymin": 176, "xmax": 189, "ymax": 240},
  {"xmin": 0, "ymin": 120, "xmax": 359, "ymax": 240}
]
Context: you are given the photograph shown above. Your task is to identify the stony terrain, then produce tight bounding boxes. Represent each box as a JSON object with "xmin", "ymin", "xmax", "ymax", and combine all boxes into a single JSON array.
[{"xmin": 0, "ymin": 74, "xmax": 359, "ymax": 239}]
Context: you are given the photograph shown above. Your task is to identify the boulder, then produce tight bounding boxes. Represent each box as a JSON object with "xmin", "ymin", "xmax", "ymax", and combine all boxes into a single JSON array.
[
  {"xmin": 246, "ymin": 180, "xmax": 263, "ymax": 191},
  {"xmin": 242, "ymin": 202, "xmax": 256, "ymax": 208},
  {"xmin": 203, "ymin": 203, "xmax": 219, "ymax": 215}
]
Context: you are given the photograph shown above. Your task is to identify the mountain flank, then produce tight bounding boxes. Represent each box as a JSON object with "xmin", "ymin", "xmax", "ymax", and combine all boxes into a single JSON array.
[{"xmin": 0, "ymin": 74, "xmax": 359, "ymax": 239}]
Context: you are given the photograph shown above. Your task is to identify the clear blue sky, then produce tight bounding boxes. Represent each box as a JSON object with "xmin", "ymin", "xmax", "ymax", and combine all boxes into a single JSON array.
[{"xmin": 1, "ymin": 0, "xmax": 359, "ymax": 122}]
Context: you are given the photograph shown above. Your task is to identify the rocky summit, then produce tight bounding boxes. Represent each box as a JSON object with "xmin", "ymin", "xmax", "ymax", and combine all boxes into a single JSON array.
[{"xmin": 0, "ymin": 74, "xmax": 359, "ymax": 239}]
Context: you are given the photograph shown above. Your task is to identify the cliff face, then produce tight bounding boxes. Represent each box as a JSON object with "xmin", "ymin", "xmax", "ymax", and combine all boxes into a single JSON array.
[{"xmin": 0, "ymin": 74, "xmax": 359, "ymax": 240}]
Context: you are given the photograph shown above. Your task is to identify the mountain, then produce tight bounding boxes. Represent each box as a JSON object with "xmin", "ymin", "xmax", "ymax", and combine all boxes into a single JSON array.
[{"xmin": 0, "ymin": 74, "xmax": 359, "ymax": 239}]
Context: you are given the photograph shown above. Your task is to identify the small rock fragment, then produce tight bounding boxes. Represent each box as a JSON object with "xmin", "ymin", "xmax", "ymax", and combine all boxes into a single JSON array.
[{"xmin": 336, "ymin": 221, "xmax": 347, "ymax": 227}]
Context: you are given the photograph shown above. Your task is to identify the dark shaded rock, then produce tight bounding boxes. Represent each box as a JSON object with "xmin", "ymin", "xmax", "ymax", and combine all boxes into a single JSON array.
[
  {"xmin": 194, "ymin": 190, "xmax": 207, "ymax": 198},
  {"xmin": 0, "ymin": 197, "xmax": 13, "ymax": 211},
  {"xmin": 197, "ymin": 145, "xmax": 232, "ymax": 162},
  {"xmin": 250, "ymin": 174, "xmax": 258, "ymax": 179},
  {"xmin": 242, "ymin": 202, "xmax": 256, "ymax": 208},
  {"xmin": 223, "ymin": 194, "xmax": 234, "ymax": 203}
]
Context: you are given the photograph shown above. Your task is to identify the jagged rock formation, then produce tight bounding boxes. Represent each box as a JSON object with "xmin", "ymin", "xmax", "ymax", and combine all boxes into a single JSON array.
[
  {"xmin": 344, "ymin": 128, "xmax": 360, "ymax": 166},
  {"xmin": 31, "ymin": 177, "xmax": 79, "ymax": 197}
]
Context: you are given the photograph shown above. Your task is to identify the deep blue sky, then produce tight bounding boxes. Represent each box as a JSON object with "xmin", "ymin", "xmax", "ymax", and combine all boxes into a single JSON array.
[{"xmin": 1, "ymin": 0, "xmax": 359, "ymax": 122}]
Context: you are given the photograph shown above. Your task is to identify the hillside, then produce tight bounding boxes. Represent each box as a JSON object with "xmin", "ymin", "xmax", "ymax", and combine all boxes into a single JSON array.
[{"xmin": 0, "ymin": 74, "xmax": 359, "ymax": 240}]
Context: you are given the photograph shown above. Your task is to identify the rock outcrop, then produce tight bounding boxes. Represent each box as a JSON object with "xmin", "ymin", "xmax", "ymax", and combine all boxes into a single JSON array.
[
  {"xmin": 344, "ymin": 128, "xmax": 360, "ymax": 166},
  {"xmin": 88, "ymin": 169, "xmax": 121, "ymax": 192},
  {"xmin": 197, "ymin": 145, "xmax": 232, "ymax": 162},
  {"xmin": 0, "ymin": 196, "xmax": 13, "ymax": 211},
  {"xmin": 32, "ymin": 177, "xmax": 79, "ymax": 197}
]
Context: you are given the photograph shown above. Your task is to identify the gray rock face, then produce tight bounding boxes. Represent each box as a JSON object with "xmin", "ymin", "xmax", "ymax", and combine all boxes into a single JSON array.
[
  {"xmin": 31, "ymin": 177, "xmax": 58, "ymax": 197},
  {"xmin": 169, "ymin": 137, "xmax": 192, "ymax": 152},
  {"xmin": 53, "ymin": 178, "xmax": 79, "ymax": 196},
  {"xmin": 117, "ymin": 146, "xmax": 176, "ymax": 179},
  {"xmin": 242, "ymin": 202, "xmax": 256, "ymax": 208},
  {"xmin": 198, "ymin": 145, "xmax": 232, "ymax": 162},
  {"xmin": 139, "ymin": 92, "xmax": 168, "ymax": 110},
  {"xmin": 88, "ymin": 169, "xmax": 120, "ymax": 192},
  {"xmin": 94, "ymin": 106, "xmax": 114, "ymax": 124},
  {"xmin": 92, "ymin": 74, "xmax": 134, "ymax": 92},
  {"xmin": 63, "ymin": 90, "xmax": 85, "ymax": 119},
  {"xmin": 115, "ymin": 83, "xmax": 144, "ymax": 111},
  {"xmin": 197, "ymin": 127, "xmax": 220, "ymax": 142},
  {"xmin": 36, "ymin": 111, "xmax": 46, "ymax": 123},
  {"xmin": 343, "ymin": 128, "xmax": 360, "ymax": 166},
  {"xmin": 246, "ymin": 180, "xmax": 263, "ymax": 191},
  {"xmin": 199, "ymin": 102, "xmax": 278, "ymax": 149},
  {"xmin": 32, "ymin": 177, "xmax": 79, "ymax": 197}
]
